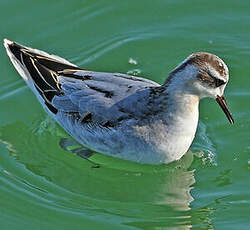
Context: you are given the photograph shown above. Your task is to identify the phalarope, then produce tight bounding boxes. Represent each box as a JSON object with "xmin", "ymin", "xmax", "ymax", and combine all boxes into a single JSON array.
[{"xmin": 3, "ymin": 39, "xmax": 234, "ymax": 165}]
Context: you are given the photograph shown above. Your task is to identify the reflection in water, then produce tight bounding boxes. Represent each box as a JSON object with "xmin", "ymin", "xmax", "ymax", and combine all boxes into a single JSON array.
[{"xmin": 0, "ymin": 119, "xmax": 210, "ymax": 229}]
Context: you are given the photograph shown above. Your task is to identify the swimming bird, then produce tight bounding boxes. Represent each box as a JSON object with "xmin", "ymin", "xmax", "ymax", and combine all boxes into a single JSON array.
[{"xmin": 3, "ymin": 39, "xmax": 234, "ymax": 165}]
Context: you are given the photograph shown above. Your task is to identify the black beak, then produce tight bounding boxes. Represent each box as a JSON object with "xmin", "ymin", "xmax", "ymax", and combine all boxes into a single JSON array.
[{"xmin": 216, "ymin": 95, "xmax": 234, "ymax": 124}]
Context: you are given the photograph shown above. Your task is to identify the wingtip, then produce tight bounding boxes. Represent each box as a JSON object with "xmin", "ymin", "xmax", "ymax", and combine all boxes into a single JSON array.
[{"xmin": 3, "ymin": 38, "xmax": 14, "ymax": 48}]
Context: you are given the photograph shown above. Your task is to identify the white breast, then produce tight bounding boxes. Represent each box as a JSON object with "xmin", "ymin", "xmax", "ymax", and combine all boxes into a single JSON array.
[{"xmin": 132, "ymin": 94, "xmax": 200, "ymax": 164}]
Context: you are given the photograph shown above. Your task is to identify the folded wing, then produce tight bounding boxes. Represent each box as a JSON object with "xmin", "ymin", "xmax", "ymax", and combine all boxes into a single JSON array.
[
  {"xmin": 4, "ymin": 39, "xmax": 160, "ymax": 127},
  {"xmin": 55, "ymin": 70, "xmax": 160, "ymax": 125}
]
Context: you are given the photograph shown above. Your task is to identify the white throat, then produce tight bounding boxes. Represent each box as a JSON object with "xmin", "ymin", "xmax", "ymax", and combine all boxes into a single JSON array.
[{"xmin": 152, "ymin": 66, "xmax": 200, "ymax": 162}]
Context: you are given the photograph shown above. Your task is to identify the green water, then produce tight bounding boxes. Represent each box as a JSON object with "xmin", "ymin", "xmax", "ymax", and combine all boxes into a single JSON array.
[{"xmin": 0, "ymin": 1, "xmax": 249, "ymax": 229}]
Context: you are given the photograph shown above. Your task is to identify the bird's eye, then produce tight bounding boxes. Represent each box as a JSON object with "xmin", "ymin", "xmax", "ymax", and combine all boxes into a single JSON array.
[
  {"xmin": 197, "ymin": 73, "xmax": 204, "ymax": 80},
  {"xmin": 197, "ymin": 72, "xmax": 226, "ymax": 88},
  {"xmin": 214, "ymin": 78, "xmax": 226, "ymax": 87}
]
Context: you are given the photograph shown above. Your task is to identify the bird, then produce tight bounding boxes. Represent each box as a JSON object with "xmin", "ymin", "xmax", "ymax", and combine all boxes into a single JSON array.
[{"xmin": 3, "ymin": 39, "xmax": 234, "ymax": 165}]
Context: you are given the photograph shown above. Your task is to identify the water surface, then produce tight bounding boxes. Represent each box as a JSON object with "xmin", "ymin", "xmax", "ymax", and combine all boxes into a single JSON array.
[{"xmin": 0, "ymin": 1, "xmax": 249, "ymax": 229}]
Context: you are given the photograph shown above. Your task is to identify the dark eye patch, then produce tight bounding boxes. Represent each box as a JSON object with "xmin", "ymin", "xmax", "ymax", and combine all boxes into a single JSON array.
[
  {"xmin": 197, "ymin": 72, "xmax": 226, "ymax": 87},
  {"xmin": 214, "ymin": 78, "xmax": 226, "ymax": 87}
]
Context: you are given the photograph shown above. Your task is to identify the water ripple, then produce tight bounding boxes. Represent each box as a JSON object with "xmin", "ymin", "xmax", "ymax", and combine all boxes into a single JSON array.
[
  {"xmin": 0, "ymin": 80, "xmax": 26, "ymax": 101},
  {"xmin": 74, "ymin": 32, "xmax": 161, "ymax": 65}
]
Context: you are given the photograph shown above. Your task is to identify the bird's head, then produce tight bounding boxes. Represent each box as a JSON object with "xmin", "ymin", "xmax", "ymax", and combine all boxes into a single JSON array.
[{"xmin": 166, "ymin": 52, "xmax": 234, "ymax": 124}]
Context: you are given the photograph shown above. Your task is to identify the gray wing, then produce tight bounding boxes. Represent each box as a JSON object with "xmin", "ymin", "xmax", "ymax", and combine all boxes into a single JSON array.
[
  {"xmin": 53, "ymin": 70, "xmax": 160, "ymax": 125},
  {"xmin": 4, "ymin": 40, "xmax": 160, "ymax": 126}
]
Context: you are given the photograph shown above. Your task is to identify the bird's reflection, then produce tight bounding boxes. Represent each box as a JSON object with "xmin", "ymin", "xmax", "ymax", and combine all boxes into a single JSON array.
[{"xmin": 0, "ymin": 119, "xmax": 207, "ymax": 229}]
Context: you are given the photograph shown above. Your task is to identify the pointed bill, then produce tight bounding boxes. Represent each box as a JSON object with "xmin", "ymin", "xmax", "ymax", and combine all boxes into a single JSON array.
[{"xmin": 216, "ymin": 95, "xmax": 234, "ymax": 124}]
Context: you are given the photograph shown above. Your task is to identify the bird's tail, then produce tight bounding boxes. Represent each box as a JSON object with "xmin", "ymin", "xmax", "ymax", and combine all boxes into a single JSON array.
[{"xmin": 3, "ymin": 39, "xmax": 80, "ymax": 114}]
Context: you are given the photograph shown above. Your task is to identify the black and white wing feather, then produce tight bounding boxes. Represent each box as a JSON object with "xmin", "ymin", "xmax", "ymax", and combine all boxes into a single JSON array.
[{"xmin": 4, "ymin": 39, "xmax": 160, "ymax": 127}]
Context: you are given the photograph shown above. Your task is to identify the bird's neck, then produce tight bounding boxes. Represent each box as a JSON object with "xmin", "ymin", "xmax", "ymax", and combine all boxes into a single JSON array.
[
  {"xmin": 160, "ymin": 66, "xmax": 200, "ymax": 118},
  {"xmin": 161, "ymin": 87, "xmax": 199, "ymax": 124},
  {"xmin": 148, "ymin": 85, "xmax": 200, "ymax": 163}
]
